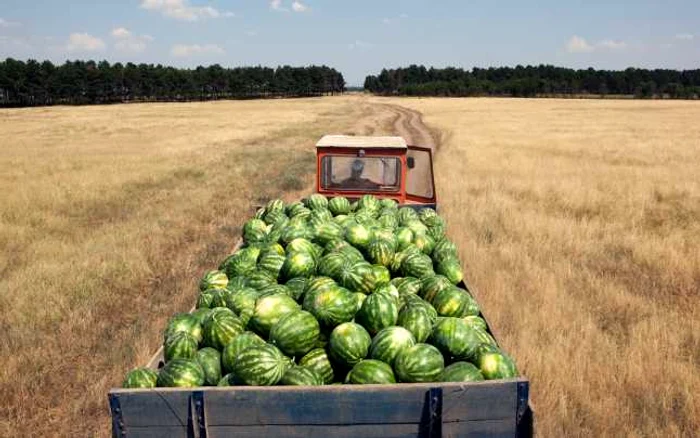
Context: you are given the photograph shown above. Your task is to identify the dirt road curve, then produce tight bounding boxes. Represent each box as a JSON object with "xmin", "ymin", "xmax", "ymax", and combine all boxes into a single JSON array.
[{"xmin": 387, "ymin": 104, "xmax": 437, "ymax": 149}]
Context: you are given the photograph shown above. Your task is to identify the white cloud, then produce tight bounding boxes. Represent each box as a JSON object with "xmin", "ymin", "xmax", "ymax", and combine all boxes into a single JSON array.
[
  {"xmin": 382, "ymin": 13, "xmax": 408, "ymax": 25},
  {"xmin": 270, "ymin": 0, "xmax": 286, "ymax": 11},
  {"xmin": 292, "ymin": 1, "xmax": 308, "ymax": 12},
  {"xmin": 348, "ymin": 40, "xmax": 372, "ymax": 50},
  {"xmin": 65, "ymin": 33, "xmax": 106, "ymax": 52},
  {"xmin": 222, "ymin": 11, "xmax": 236, "ymax": 17},
  {"xmin": 140, "ymin": 0, "xmax": 222, "ymax": 21},
  {"xmin": 171, "ymin": 43, "xmax": 225, "ymax": 57},
  {"xmin": 599, "ymin": 39, "xmax": 627, "ymax": 50},
  {"xmin": 0, "ymin": 17, "xmax": 21, "ymax": 28},
  {"xmin": 675, "ymin": 33, "xmax": 694, "ymax": 41},
  {"xmin": 111, "ymin": 27, "xmax": 132, "ymax": 38},
  {"xmin": 566, "ymin": 35, "xmax": 594, "ymax": 53}
]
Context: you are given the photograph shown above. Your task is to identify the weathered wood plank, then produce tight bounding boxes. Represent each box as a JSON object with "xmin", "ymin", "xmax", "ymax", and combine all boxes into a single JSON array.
[
  {"xmin": 202, "ymin": 380, "xmax": 519, "ymax": 426},
  {"xmin": 112, "ymin": 389, "xmax": 192, "ymax": 428},
  {"xmin": 443, "ymin": 418, "xmax": 517, "ymax": 438},
  {"xmin": 119, "ymin": 426, "xmax": 188, "ymax": 438}
]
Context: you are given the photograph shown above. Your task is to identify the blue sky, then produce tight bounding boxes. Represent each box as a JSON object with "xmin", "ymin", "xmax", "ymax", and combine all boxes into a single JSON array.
[{"xmin": 1, "ymin": 1, "xmax": 698, "ymax": 85}]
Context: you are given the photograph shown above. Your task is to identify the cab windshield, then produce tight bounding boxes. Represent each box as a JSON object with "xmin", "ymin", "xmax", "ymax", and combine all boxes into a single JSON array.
[{"xmin": 321, "ymin": 156, "xmax": 400, "ymax": 192}]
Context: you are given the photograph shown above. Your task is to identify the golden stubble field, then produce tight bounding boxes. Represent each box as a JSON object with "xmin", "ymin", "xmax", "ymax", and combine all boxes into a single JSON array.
[
  {"xmin": 1, "ymin": 95, "xmax": 699, "ymax": 437},
  {"xmin": 378, "ymin": 96, "xmax": 700, "ymax": 437}
]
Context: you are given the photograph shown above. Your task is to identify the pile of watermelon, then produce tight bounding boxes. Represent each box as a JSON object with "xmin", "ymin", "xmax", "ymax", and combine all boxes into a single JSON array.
[{"xmin": 122, "ymin": 194, "xmax": 518, "ymax": 389}]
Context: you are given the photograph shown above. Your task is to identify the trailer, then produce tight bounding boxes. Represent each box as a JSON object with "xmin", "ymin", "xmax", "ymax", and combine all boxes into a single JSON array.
[{"xmin": 108, "ymin": 135, "xmax": 533, "ymax": 437}]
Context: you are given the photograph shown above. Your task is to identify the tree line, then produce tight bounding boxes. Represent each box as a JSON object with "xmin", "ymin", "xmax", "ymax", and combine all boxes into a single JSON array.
[
  {"xmin": 364, "ymin": 65, "xmax": 700, "ymax": 98},
  {"xmin": 0, "ymin": 58, "xmax": 345, "ymax": 107}
]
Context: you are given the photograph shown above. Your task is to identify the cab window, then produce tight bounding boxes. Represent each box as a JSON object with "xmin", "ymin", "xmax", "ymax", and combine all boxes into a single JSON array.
[{"xmin": 321, "ymin": 156, "xmax": 400, "ymax": 191}]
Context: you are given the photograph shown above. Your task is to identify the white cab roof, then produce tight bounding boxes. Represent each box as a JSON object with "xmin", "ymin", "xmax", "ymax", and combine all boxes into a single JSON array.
[{"xmin": 316, "ymin": 135, "xmax": 407, "ymax": 149}]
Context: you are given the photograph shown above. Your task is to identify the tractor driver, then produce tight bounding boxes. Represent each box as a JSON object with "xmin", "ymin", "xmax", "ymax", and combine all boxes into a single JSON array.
[{"xmin": 341, "ymin": 159, "xmax": 380, "ymax": 189}]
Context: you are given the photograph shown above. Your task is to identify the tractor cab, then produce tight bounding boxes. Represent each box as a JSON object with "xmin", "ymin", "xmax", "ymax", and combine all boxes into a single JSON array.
[{"xmin": 315, "ymin": 135, "xmax": 436, "ymax": 208}]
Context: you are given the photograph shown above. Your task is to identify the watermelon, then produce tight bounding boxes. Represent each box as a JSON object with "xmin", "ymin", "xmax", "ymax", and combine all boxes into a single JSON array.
[
  {"xmin": 122, "ymin": 368, "xmax": 158, "ymax": 388},
  {"xmin": 249, "ymin": 294, "xmax": 300, "ymax": 337},
  {"xmin": 413, "ymin": 233, "xmax": 436, "ymax": 255},
  {"xmin": 299, "ymin": 348, "xmax": 335, "ymax": 384},
  {"xmin": 374, "ymin": 283, "xmax": 400, "ymax": 303},
  {"xmin": 305, "ymin": 194, "xmax": 329, "ymax": 211},
  {"xmin": 436, "ymin": 257, "xmax": 464, "ymax": 284},
  {"xmin": 243, "ymin": 218, "xmax": 268, "ymax": 244},
  {"xmin": 224, "ymin": 287, "xmax": 259, "ymax": 326},
  {"xmin": 463, "ymin": 315, "xmax": 488, "ymax": 331},
  {"xmin": 220, "ymin": 247, "xmax": 260, "ymax": 278},
  {"xmin": 304, "ymin": 285, "xmax": 358, "ymax": 329},
  {"xmin": 339, "ymin": 244, "xmax": 365, "ymax": 262},
  {"xmin": 345, "ymin": 359, "xmax": 396, "ymax": 384},
  {"xmin": 380, "ymin": 198, "xmax": 398, "ymax": 210},
  {"xmin": 157, "ymin": 358, "xmax": 205, "ymax": 388},
  {"xmin": 286, "ymin": 201, "xmax": 307, "ymax": 217},
  {"xmin": 280, "ymin": 251, "xmax": 317, "ymax": 281},
  {"xmin": 196, "ymin": 291, "xmax": 214, "ymax": 309},
  {"xmin": 225, "ymin": 276, "xmax": 248, "ymax": 291},
  {"xmin": 313, "ymin": 221, "xmax": 344, "ymax": 245},
  {"xmin": 263, "ymin": 208, "xmax": 287, "ymax": 226},
  {"xmin": 339, "ymin": 261, "xmax": 375, "ymax": 295},
  {"xmin": 202, "ymin": 312, "xmax": 245, "ymax": 351},
  {"xmin": 164, "ymin": 331, "xmax": 199, "ymax": 362},
  {"xmin": 257, "ymin": 252, "xmax": 285, "ymax": 278},
  {"xmin": 259, "ymin": 242, "xmax": 286, "ymax": 257},
  {"xmin": 431, "ymin": 286, "xmax": 478, "ymax": 318},
  {"xmin": 281, "ymin": 221, "xmax": 312, "ymax": 244},
  {"xmin": 397, "ymin": 207, "xmax": 419, "ymax": 225},
  {"xmin": 199, "ymin": 270, "xmax": 228, "ymax": 291},
  {"xmin": 207, "ymin": 287, "xmax": 231, "ymax": 308},
  {"xmin": 257, "ymin": 284, "xmax": 291, "ymax": 299},
  {"xmin": 233, "ymin": 343, "xmax": 292, "ymax": 386},
  {"xmin": 373, "ymin": 228, "xmax": 398, "ymax": 248},
  {"xmin": 395, "ymin": 227, "xmax": 414, "ymax": 250},
  {"xmin": 196, "ymin": 347, "xmax": 222, "ymax": 386},
  {"xmin": 345, "ymin": 223, "xmax": 373, "ymax": 249},
  {"xmin": 269, "ymin": 310, "xmax": 320, "ymax": 357},
  {"xmin": 432, "ymin": 238, "xmax": 458, "ymax": 264},
  {"xmin": 164, "ymin": 313, "xmax": 203, "ymax": 344},
  {"xmin": 285, "ymin": 277, "xmax": 307, "ymax": 301},
  {"xmin": 393, "ymin": 276, "xmax": 422, "ymax": 296},
  {"xmin": 301, "ymin": 276, "xmax": 337, "ymax": 305},
  {"xmin": 329, "ymin": 322, "xmax": 372, "ymax": 368},
  {"xmin": 221, "ymin": 331, "xmax": 266, "ymax": 373},
  {"xmin": 265, "ymin": 198, "xmax": 286, "ymax": 214},
  {"xmin": 397, "ymin": 306, "xmax": 433, "ymax": 343},
  {"xmin": 369, "ymin": 326, "xmax": 416, "ymax": 366},
  {"xmin": 355, "ymin": 292, "xmax": 398, "ymax": 336},
  {"xmin": 478, "ymin": 351, "xmax": 518, "ymax": 380},
  {"xmin": 328, "ymin": 196, "xmax": 351, "ymax": 216},
  {"xmin": 367, "ymin": 240, "xmax": 395, "ymax": 267},
  {"xmin": 354, "ymin": 292, "xmax": 367, "ymax": 309},
  {"xmin": 378, "ymin": 213, "xmax": 399, "ymax": 229},
  {"xmin": 430, "ymin": 317, "xmax": 482, "ymax": 362},
  {"xmin": 357, "ymin": 194, "xmax": 380, "ymax": 213},
  {"xmin": 318, "ymin": 252, "xmax": 348, "ymax": 280},
  {"xmin": 405, "ymin": 220, "xmax": 429, "ymax": 236},
  {"xmin": 403, "ymin": 297, "xmax": 438, "ymax": 323},
  {"xmin": 394, "ymin": 343, "xmax": 444, "ymax": 383},
  {"xmin": 279, "ymin": 366, "xmax": 324, "ymax": 386},
  {"xmin": 245, "ymin": 269, "xmax": 277, "ymax": 291},
  {"xmin": 400, "ymin": 252, "xmax": 434, "ymax": 278},
  {"xmin": 439, "ymin": 361, "xmax": 485, "ymax": 382},
  {"xmin": 419, "ymin": 274, "xmax": 453, "ymax": 303},
  {"xmin": 418, "ymin": 208, "xmax": 438, "ymax": 222},
  {"xmin": 191, "ymin": 308, "xmax": 212, "ymax": 325},
  {"xmin": 371, "ymin": 264, "xmax": 391, "ymax": 286}
]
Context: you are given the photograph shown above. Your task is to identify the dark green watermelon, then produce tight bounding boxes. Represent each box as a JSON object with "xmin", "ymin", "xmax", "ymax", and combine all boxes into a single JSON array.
[
  {"xmin": 243, "ymin": 218, "xmax": 268, "ymax": 244},
  {"xmin": 413, "ymin": 233, "xmax": 436, "ymax": 255},
  {"xmin": 419, "ymin": 274, "xmax": 453, "ymax": 303},
  {"xmin": 298, "ymin": 348, "xmax": 335, "ymax": 384},
  {"xmin": 463, "ymin": 315, "xmax": 488, "ymax": 331},
  {"xmin": 195, "ymin": 347, "xmax": 222, "ymax": 386},
  {"xmin": 305, "ymin": 194, "xmax": 329, "ymax": 211},
  {"xmin": 369, "ymin": 326, "xmax": 416, "ymax": 366},
  {"xmin": 202, "ymin": 311, "xmax": 245, "ymax": 351},
  {"xmin": 156, "ymin": 358, "xmax": 205, "ymax": 388},
  {"xmin": 355, "ymin": 292, "xmax": 398, "ymax": 336},
  {"xmin": 394, "ymin": 343, "xmax": 444, "ymax": 383},
  {"xmin": 328, "ymin": 196, "xmax": 351, "ymax": 216},
  {"xmin": 164, "ymin": 331, "xmax": 198, "ymax": 362},
  {"xmin": 439, "ymin": 361, "xmax": 484, "ymax": 382},
  {"xmin": 269, "ymin": 310, "xmax": 320, "ymax": 357},
  {"xmin": 318, "ymin": 252, "xmax": 348, "ymax": 280},
  {"xmin": 345, "ymin": 359, "xmax": 396, "ymax": 384},
  {"xmin": 257, "ymin": 252, "xmax": 285, "ymax": 278},
  {"xmin": 304, "ymin": 285, "xmax": 358, "ymax": 329},
  {"xmin": 478, "ymin": 350, "xmax": 518, "ymax": 380},
  {"xmin": 233, "ymin": 343, "xmax": 292, "ymax": 386},
  {"xmin": 280, "ymin": 251, "xmax": 317, "ymax": 281},
  {"xmin": 191, "ymin": 308, "xmax": 213, "ymax": 326},
  {"xmin": 249, "ymin": 294, "xmax": 300, "ymax": 337},
  {"xmin": 221, "ymin": 331, "xmax": 266, "ymax": 373},
  {"xmin": 329, "ymin": 322, "xmax": 371, "ymax": 368},
  {"xmin": 164, "ymin": 313, "xmax": 203, "ymax": 344},
  {"xmin": 122, "ymin": 367, "xmax": 158, "ymax": 388},
  {"xmin": 285, "ymin": 277, "xmax": 308, "ymax": 302},
  {"xmin": 436, "ymin": 257, "xmax": 464, "ymax": 284},
  {"xmin": 279, "ymin": 366, "xmax": 324, "ymax": 386},
  {"xmin": 199, "ymin": 270, "xmax": 228, "ymax": 291},
  {"xmin": 430, "ymin": 317, "xmax": 482, "ymax": 362},
  {"xmin": 400, "ymin": 251, "xmax": 435, "ymax": 278},
  {"xmin": 397, "ymin": 306, "xmax": 433, "ymax": 343},
  {"xmin": 224, "ymin": 287, "xmax": 259, "ymax": 327},
  {"xmin": 345, "ymin": 222, "xmax": 373, "ymax": 249},
  {"xmin": 431, "ymin": 286, "xmax": 478, "ymax": 318}
]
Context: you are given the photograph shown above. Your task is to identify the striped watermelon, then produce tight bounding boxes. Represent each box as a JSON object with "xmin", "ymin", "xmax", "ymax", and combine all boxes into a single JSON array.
[
  {"xmin": 339, "ymin": 245, "xmax": 365, "ymax": 262},
  {"xmin": 305, "ymin": 194, "xmax": 329, "ymax": 211},
  {"xmin": 397, "ymin": 207, "xmax": 419, "ymax": 225},
  {"xmin": 432, "ymin": 238, "xmax": 458, "ymax": 264},
  {"xmin": 372, "ymin": 228, "xmax": 398, "ymax": 249},
  {"xmin": 286, "ymin": 238, "xmax": 320, "ymax": 259},
  {"xmin": 463, "ymin": 315, "xmax": 488, "ymax": 331},
  {"xmin": 405, "ymin": 220, "xmax": 429, "ymax": 236},
  {"xmin": 202, "ymin": 312, "xmax": 245, "ymax": 351},
  {"xmin": 374, "ymin": 283, "xmax": 400, "ymax": 303},
  {"xmin": 371, "ymin": 265, "xmax": 391, "ymax": 286},
  {"xmin": 430, "ymin": 317, "xmax": 482, "ymax": 362},
  {"xmin": 281, "ymin": 221, "xmax": 313, "ymax": 244},
  {"xmin": 257, "ymin": 284, "xmax": 291, "ymax": 299},
  {"xmin": 269, "ymin": 310, "xmax": 320, "ymax": 357},
  {"xmin": 397, "ymin": 306, "xmax": 433, "ymax": 343},
  {"xmin": 285, "ymin": 277, "xmax": 307, "ymax": 302},
  {"xmin": 199, "ymin": 270, "xmax": 228, "ymax": 291},
  {"xmin": 329, "ymin": 322, "xmax": 372, "ymax": 368},
  {"xmin": 377, "ymin": 213, "xmax": 399, "ymax": 229},
  {"xmin": 164, "ymin": 332, "xmax": 199, "ymax": 362},
  {"xmin": 243, "ymin": 218, "xmax": 268, "ymax": 244},
  {"xmin": 400, "ymin": 252, "xmax": 435, "ymax": 278},
  {"xmin": 354, "ymin": 292, "xmax": 367, "ymax": 310},
  {"xmin": 393, "ymin": 276, "xmax": 422, "ymax": 296},
  {"xmin": 367, "ymin": 240, "xmax": 395, "ymax": 267},
  {"xmin": 244, "ymin": 269, "xmax": 277, "ymax": 292},
  {"xmin": 259, "ymin": 242, "xmax": 286, "ymax": 257},
  {"xmin": 280, "ymin": 251, "xmax": 317, "ymax": 281},
  {"xmin": 419, "ymin": 274, "xmax": 453, "ymax": 303},
  {"xmin": 195, "ymin": 347, "xmax": 222, "ymax": 386},
  {"xmin": 220, "ymin": 247, "xmax": 260, "ymax": 278},
  {"xmin": 304, "ymin": 285, "xmax": 358, "ymax": 329},
  {"xmin": 164, "ymin": 313, "xmax": 203, "ymax": 344},
  {"xmin": 224, "ymin": 287, "xmax": 259, "ymax": 327},
  {"xmin": 345, "ymin": 359, "xmax": 396, "ymax": 384},
  {"xmin": 436, "ymin": 257, "xmax": 464, "ymax": 284},
  {"xmin": 122, "ymin": 368, "xmax": 158, "ymax": 388},
  {"xmin": 233, "ymin": 343, "xmax": 292, "ymax": 386},
  {"xmin": 345, "ymin": 222, "xmax": 373, "ymax": 249},
  {"xmin": 328, "ymin": 196, "xmax": 351, "ymax": 216},
  {"xmin": 225, "ymin": 276, "xmax": 248, "ymax": 292},
  {"xmin": 156, "ymin": 358, "xmax": 205, "ymax": 388},
  {"xmin": 478, "ymin": 351, "xmax": 518, "ymax": 380},
  {"xmin": 207, "ymin": 287, "xmax": 231, "ymax": 308},
  {"xmin": 431, "ymin": 286, "xmax": 477, "ymax": 318},
  {"xmin": 369, "ymin": 326, "xmax": 416, "ymax": 366},
  {"xmin": 380, "ymin": 198, "xmax": 398, "ymax": 210},
  {"xmin": 257, "ymin": 252, "xmax": 285, "ymax": 278},
  {"xmin": 418, "ymin": 208, "xmax": 438, "ymax": 222},
  {"xmin": 339, "ymin": 261, "xmax": 375, "ymax": 295},
  {"xmin": 301, "ymin": 276, "xmax": 337, "ymax": 306},
  {"xmin": 196, "ymin": 291, "xmax": 214, "ymax": 309},
  {"xmin": 439, "ymin": 362, "xmax": 484, "ymax": 382},
  {"xmin": 221, "ymin": 331, "xmax": 266, "ymax": 373},
  {"xmin": 299, "ymin": 348, "xmax": 335, "ymax": 384},
  {"xmin": 286, "ymin": 201, "xmax": 307, "ymax": 217},
  {"xmin": 313, "ymin": 221, "xmax": 344, "ymax": 245},
  {"xmin": 249, "ymin": 294, "xmax": 300, "ymax": 337},
  {"xmin": 394, "ymin": 343, "xmax": 444, "ymax": 383},
  {"xmin": 402, "ymin": 296, "xmax": 438, "ymax": 323},
  {"xmin": 318, "ymin": 252, "xmax": 348, "ymax": 280},
  {"xmin": 279, "ymin": 366, "xmax": 324, "ymax": 386},
  {"xmin": 395, "ymin": 227, "xmax": 414, "ymax": 250},
  {"xmin": 357, "ymin": 195, "xmax": 380, "ymax": 213},
  {"xmin": 355, "ymin": 292, "xmax": 398, "ymax": 336},
  {"xmin": 413, "ymin": 233, "xmax": 436, "ymax": 255},
  {"xmin": 191, "ymin": 308, "xmax": 212, "ymax": 325}
]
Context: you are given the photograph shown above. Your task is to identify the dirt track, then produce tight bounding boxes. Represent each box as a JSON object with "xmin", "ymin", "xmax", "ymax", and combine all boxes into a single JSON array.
[{"xmin": 388, "ymin": 104, "xmax": 437, "ymax": 149}]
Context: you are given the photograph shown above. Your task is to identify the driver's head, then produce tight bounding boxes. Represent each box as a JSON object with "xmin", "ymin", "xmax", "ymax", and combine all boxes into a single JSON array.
[{"xmin": 351, "ymin": 159, "xmax": 364, "ymax": 178}]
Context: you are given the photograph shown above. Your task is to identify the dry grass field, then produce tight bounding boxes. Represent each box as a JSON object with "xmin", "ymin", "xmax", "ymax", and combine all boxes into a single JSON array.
[
  {"xmin": 0, "ymin": 96, "xmax": 396, "ymax": 436},
  {"xmin": 379, "ymin": 96, "xmax": 700, "ymax": 437},
  {"xmin": 1, "ymin": 95, "xmax": 699, "ymax": 437}
]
